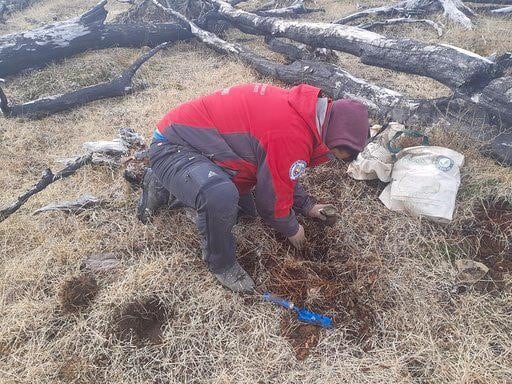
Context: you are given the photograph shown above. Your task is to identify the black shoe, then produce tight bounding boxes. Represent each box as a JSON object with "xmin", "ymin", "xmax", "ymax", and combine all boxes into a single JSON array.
[
  {"xmin": 137, "ymin": 168, "xmax": 169, "ymax": 223},
  {"xmin": 213, "ymin": 261, "xmax": 255, "ymax": 292}
]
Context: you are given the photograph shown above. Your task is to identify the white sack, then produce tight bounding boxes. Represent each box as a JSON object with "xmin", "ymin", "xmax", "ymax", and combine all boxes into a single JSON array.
[
  {"xmin": 379, "ymin": 146, "xmax": 464, "ymax": 222},
  {"xmin": 347, "ymin": 123, "xmax": 404, "ymax": 182}
]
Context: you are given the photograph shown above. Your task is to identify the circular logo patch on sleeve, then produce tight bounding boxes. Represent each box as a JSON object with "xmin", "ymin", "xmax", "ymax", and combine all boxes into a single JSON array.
[{"xmin": 289, "ymin": 160, "xmax": 307, "ymax": 180}]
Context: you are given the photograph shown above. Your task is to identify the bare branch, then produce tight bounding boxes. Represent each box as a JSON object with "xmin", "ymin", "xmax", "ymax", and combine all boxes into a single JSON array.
[
  {"xmin": 333, "ymin": 0, "xmax": 428, "ymax": 24},
  {"xmin": 33, "ymin": 194, "xmax": 103, "ymax": 215},
  {"xmin": 0, "ymin": 42, "xmax": 172, "ymax": 118},
  {"xmin": 253, "ymin": 0, "xmax": 323, "ymax": 17},
  {"xmin": 0, "ymin": 154, "xmax": 93, "ymax": 223},
  {"xmin": 438, "ymin": 0, "xmax": 473, "ymax": 28},
  {"xmin": 490, "ymin": 4, "xmax": 512, "ymax": 12}
]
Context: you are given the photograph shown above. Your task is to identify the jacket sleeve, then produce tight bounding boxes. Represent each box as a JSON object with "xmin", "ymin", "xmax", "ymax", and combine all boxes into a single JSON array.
[
  {"xmin": 293, "ymin": 183, "xmax": 316, "ymax": 216},
  {"xmin": 254, "ymin": 133, "xmax": 311, "ymax": 237}
]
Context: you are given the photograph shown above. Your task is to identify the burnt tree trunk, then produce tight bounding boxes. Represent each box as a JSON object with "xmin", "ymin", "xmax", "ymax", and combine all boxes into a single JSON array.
[
  {"xmin": 0, "ymin": 0, "xmax": 192, "ymax": 78},
  {"xmin": 161, "ymin": 6, "xmax": 448, "ymax": 124},
  {"xmin": 0, "ymin": 42, "xmax": 172, "ymax": 118},
  {"xmin": 468, "ymin": 76, "xmax": 512, "ymax": 124},
  {"xmin": 208, "ymin": 0, "xmax": 497, "ymax": 91},
  {"xmin": 155, "ymin": 4, "xmax": 512, "ymax": 164}
]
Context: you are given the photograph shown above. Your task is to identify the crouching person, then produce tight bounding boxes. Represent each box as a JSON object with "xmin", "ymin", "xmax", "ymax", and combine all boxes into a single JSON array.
[{"xmin": 137, "ymin": 83, "xmax": 369, "ymax": 292}]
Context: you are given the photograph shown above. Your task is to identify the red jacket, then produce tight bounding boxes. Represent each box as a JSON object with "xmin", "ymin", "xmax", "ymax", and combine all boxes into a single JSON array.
[{"xmin": 156, "ymin": 83, "xmax": 331, "ymax": 236}]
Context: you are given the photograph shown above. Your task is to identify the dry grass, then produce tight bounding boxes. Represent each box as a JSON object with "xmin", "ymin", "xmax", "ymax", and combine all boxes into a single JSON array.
[{"xmin": 1, "ymin": 0, "xmax": 512, "ymax": 383}]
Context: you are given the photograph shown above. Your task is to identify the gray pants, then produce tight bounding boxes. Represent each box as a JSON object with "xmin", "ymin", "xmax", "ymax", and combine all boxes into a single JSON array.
[{"xmin": 149, "ymin": 141, "xmax": 254, "ymax": 273}]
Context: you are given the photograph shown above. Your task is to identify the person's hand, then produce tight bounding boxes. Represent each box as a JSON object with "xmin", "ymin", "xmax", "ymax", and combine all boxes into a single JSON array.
[
  {"xmin": 307, "ymin": 204, "xmax": 338, "ymax": 226},
  {"xmin": 307, "ymin": 204, "xmax": 336, "ymax": 220},
  {"xmin": 288, "ymin": 225, "xmax": 306, "ymax": 250}
]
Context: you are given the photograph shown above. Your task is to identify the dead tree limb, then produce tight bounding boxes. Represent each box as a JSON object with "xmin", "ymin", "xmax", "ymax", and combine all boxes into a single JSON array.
[
  {"xmin": 0, "ymin": 154, "xmax": 92, "ymax": 223},
  {"xmin": 438, "ymin": 0, "xmax": 474, "ymax": 28},
  {"xmin": 0, "ymin": 0, "xmax": 191, "ymax": 78},
  {"xmin": 253, "ymin": 0, "xmax": 323, "ymax": 17},
  {"xmin": 467, "ymin": 76, "xmax": 512, "ymax": 124},
  {"xmin": 0, "ymin": 42, "xmax": 172, "ymax": 118},
  {"xmin": 333, "ymin": 0, "xmax": 435, "ymax": 24},
  {"xmin": 265, "ymin": 37, "xmax": 338, "ymax": 63},
  {"xmin": 157, "ymin": 4, "xmax": 447, "ymax": 123},
  {"xmin": 490, "ymin": 5, "xmax": 512, "ymax": 12},
  {"xmin": 465, "ymin": 0, "xmax": 512, "ymax": 4},
  {"xmin": 33, "ymin": 194, "xmax": 103, "ymax": 215},
  {"xmin": 335, "ymin": 0, "xmax": 474, "ymax": 29},
  {"xmin": 208, "ymin": 0, "xmax": 495, "ymax": 91},
  {"xmin": 495, "ymin": 53, "xmax": 512, "ymax": 73},
  {"xmin": 145, "ymin": 4, "xmax": 512, "ymax": 165},
  {"xmin": 357, "ymin": 17, "xmax": 444, "ymax": 36},
  {"xmin": 483, "ymin": 133, "xmax": 512, "ymax": 165}
]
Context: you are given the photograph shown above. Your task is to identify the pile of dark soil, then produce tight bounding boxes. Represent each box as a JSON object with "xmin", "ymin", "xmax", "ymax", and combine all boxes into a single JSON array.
[
  {"xmin": 238, "ymin": 219, "xmax": 379, "ymax": 360},
  {"xmin": 58, "ymin": 274, "xmax": 99, "ymax": 313},
  {"xmin": 474, "ymin": 199, "xmax": 512, "ymax": 291},
  {"xmin": 112, "ymin": 297, "xmax": 169, "ymax": 345}
]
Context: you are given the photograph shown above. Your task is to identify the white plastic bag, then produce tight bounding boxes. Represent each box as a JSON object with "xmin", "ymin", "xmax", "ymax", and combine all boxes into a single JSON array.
[
  {"xmin": 347, "ymin": 123, "xmax": 404, "ymax": 182},
  {"xmin": 379, "ymin": 146, "xmax": 465, "ymax": 222}
]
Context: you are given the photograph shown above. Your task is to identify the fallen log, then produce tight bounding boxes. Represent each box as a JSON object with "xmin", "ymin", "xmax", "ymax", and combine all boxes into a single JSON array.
[
  {"xmin": 264, "ymin": 37, "xmax": 338, "ymax": 63},
  {"xmin": 333, "ymin": 0, "xmax": 434, "ymax": 24},
  {"xmin": 0, "ymin": 154, "xmax": 92, "ymax": 223},
  {"xmin": 334, "ymin": 0, "xmax": 474, "ymax": 29},
  {"xmin": 469, "ymin": 76, "xmax": 512, "ymax": 124},
  {"xmin": 438, "ymin": 0, "xmax": 474, "ymax": 28},
  {"xmin": 33, "ymin": 194, "xmax": 103, "ymax": 215},
  {"xmin": 0, "ymin": 42, "xmax": 171, "ymax": 118},
  {"xmin": 490, "ymin": 5, "xmax": 512, "ymax": 12},
  {"xmin": 253, "ymin": 0, "xmax": 322, "ymax": 17},
  {"xmin": 483, "ymin": 133, "xmax": 512, "ymax": 165},
  {"xmin": 207, "ymin": 0, "xmax": 496, "ymax": 91},
  {"xmin": 158, "ymin": 4, "xmax": 446, "ymax": 123},
  {"xmin": 0, "ymin": 0, "xmax": 192, "ymax": 78},
  {"xmin": 147, "ymin": 3, "xmax": 512, "ymax": 164}
]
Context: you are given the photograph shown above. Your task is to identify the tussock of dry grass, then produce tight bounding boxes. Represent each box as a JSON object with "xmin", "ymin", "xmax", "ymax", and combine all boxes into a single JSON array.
[{"xmin": 1, "ymin": 0, "xmax": 512, "ymax": 383}]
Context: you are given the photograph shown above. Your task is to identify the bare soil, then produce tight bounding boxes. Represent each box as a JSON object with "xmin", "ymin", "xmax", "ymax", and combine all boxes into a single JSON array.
[
  {"xmin": 58, "ymin": 274, "xmax": 99, "ymax": 313},
  {"xmin": 239, "ymin": 219, "xmax": 378, "ymax": 358},
  {"xmin": 473, "ymin": 199, "xmax": 512, "ymax": 291},
  {"xmin": 111, "ymin": 297, "xmax": 169, "ymax": 345}
]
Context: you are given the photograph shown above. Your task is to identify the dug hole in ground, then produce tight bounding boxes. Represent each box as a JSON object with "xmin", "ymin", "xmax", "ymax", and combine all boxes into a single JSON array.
[{"xmin": 0, "ymin": 0, "xmax": 511, "ymax": 382}]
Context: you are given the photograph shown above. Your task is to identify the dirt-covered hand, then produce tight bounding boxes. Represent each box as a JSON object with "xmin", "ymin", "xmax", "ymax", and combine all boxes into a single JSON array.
[
  {"xmin": 288, "ymin": 224, "xmax": 306, "ymax": 250},
  {"xmin": 307, "ymin": 204, "xmax": 337, "ymax": 220}
]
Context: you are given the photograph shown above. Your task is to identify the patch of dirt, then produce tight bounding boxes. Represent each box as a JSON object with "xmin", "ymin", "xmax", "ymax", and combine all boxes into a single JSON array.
[
  {"xmin": 298, "ymin": 221, "xmax": 334, "ymax": 262},
  {"xmin": 473, "ymin": 199, "xmax": 512, "ymax": 291},
  {"xmin": 58, "ymin": 274, "xmax": 99, "ymax": 313},
  {"xmin": 112, "ymin": 297, "xmax": 169, "ymax": 345},
  {"xmin": 237, "ymin": 211, "xmax": 379, "ymax": 359},
  {"xmin": 280, "ymin": 314, "xmax": 320, "ymax": 361},
  {"xmin": 264, "ymin": 255, "xmax": 376, "ymax": 358}
]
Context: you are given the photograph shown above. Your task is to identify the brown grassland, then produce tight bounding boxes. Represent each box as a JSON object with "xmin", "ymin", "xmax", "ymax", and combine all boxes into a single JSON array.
[{"xmin": 0, "ymin": 0, "xmax": 511, "ymax": 382}]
